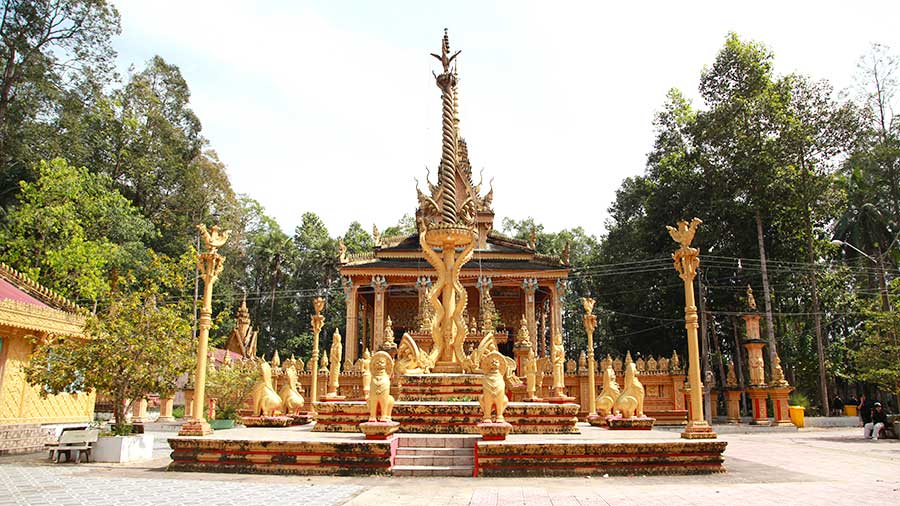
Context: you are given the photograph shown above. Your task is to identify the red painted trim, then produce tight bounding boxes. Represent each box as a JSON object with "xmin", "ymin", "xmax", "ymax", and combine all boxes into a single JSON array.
[
  {"xmin": 313, "ymin": 419, "xmax": 573, "ymax": 427},
  {"xmin": 316, "ymin": 412, "xmax": 575, "ymax": 419},
  {"xmin": 476, "ymin": 451, "xmax": 722, "ymax": 460},
  {"xmin": 478, "ymin": 461, "xmax": 722, "ymax": 470},
  {"xmin": 174, "ymin": 449, "xmax": 391, "ymax": 458},
  {"xmin": 172, "ymin": 459, "xmax": 391, "ymax": 468}
]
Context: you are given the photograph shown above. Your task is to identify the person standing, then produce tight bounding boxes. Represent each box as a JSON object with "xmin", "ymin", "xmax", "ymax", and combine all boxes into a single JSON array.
[{"xmin": 865, "ymin": 402, "xmax": 887, "ymax": 440}]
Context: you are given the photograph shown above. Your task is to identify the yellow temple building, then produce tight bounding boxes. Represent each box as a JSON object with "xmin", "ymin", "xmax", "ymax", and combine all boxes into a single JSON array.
[{"xmin": 0, "ymin": 263, "xmax": 93, "ymax": 454}]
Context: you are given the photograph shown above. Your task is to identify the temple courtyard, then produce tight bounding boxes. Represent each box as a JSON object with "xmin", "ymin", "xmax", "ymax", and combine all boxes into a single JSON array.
[{"xmin": 1, "ymin": 427, "xmax": 897, "ymax": 505}]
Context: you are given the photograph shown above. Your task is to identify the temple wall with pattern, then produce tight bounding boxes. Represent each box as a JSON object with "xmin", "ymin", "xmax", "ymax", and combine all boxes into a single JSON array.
[{"xmin": 0, "ymin": 326, "xmax": 94, "ymax": 424}]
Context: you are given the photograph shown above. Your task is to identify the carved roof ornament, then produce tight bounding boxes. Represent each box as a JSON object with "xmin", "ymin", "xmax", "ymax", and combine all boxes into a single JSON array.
[
  {"xmin": 562, "ymin": 240, "xmax": 571, "ymax": 265},
  {"xmin": 338, "ymin": 238, "xmax": 348, "ymax": 264},
  {"xmin": 372, "ymin": 224, "xmax": 381, "ymax": 248},
  {"xmin": 746, "ymin": 284, "xmax": 757, "ymax": 311},
  {"xmin": 225, "ymin": 292, "xmax": 258, "ymax": 359}
]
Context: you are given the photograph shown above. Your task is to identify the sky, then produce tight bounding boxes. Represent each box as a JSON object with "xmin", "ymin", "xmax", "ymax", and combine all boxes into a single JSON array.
[{"xmin": 112, "ymin": 0, "xmax": 900, "ymax": 240}]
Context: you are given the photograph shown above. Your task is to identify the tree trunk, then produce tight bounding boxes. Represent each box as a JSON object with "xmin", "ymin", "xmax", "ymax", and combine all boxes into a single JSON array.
[
  {"xmin": 732, "ymin": 316, "xmax": 749, "ymax": 415},
  {"xmin": 755, "ymin": 208, "xmax": 778, "ymax": 362},
  {"xmin": 697, "ymin": 275, "xmax": 713, "ymax": 425},
  {"xmin": 711, "ymin": 312, "xmax": 726, "ymax": 387}
]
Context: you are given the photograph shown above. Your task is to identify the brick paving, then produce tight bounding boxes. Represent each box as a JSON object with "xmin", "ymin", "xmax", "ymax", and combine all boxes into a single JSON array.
[{"xmin": 1, "ymin": 427, "xmax": 898, "ymax": 505}]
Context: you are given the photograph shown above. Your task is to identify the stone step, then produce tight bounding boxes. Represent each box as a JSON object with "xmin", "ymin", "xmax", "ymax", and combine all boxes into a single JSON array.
[
  {"xmin": 396, "ymin": 435, "xmax": 478, "ymax": 448},
  {"xmin": 396, "ymin": 447, "xmax": 473, "ymax": 456},
  {"xmin": 392, "ymin": 465, "xmax": 474, "ymax": 477},
  {"xmin": 393, "ymin": 455, "xmax": 475, "ymax": 466}
]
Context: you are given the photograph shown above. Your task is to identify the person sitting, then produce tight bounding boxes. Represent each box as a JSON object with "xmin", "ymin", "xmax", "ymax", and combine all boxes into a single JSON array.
[{"xmin": 864, "ymin": 402, "xmax": 887, "ymax": 440}]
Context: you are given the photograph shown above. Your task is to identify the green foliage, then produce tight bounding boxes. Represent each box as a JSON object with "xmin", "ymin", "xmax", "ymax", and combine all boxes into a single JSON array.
[
  {"xmin": 0, "ymin": 158, "xmax": 154, "ymax": 302},
  {"xmin": 23, "ymin": 278, "xmax": 193, "ymax": 432},
  {"xmin": 206, "ymin": 358, "xmax": 260, "ymax": 420},
  {"xmin": 790, "ymin": 391, "xmax": 811, "ymax": 409}
]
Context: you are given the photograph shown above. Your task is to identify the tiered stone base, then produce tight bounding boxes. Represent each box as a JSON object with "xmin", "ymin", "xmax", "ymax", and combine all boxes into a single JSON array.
[
  {"xmin": 475, "ymin": 439, "xmax": 727, "ymax": 476},
  {"xmin": 288, "ymin": 412, "xmax": 315, "ymax": 425},
  {"xmin": 607, "ymin": 416, "xmax": 656, "ymax": 430},
  {"xmin": 169, "ymin": 436, "xmax": 396, "ymax": 475},
  {"xmin": 178, "ymin": 419, "xmax": 213, "ymax": 436},
  {"xmin": 587, "ymin": 414, "xmax": 607, "ymax": 427},
  {"xmin": 681, "ymin": 421, "xmax": 719, "ymax": 439},
  {"xmin": 313, "ymin": 401, "xmax": 579, "ymax": 434},
  {"xmin": 545, "ymin": 396, "xmax": 576, "ymax": 404},
  {"xmin": 359, "ymin": 421, "xmax": 400, "ymax": 440},
  {"xmin": 399, "ymin": 374, "xmax": 482, "ymax": 401},
  {"xmin": 322, "ymin": 395, "xmax": 347, "ymax": 402},
  {"xmin": 238, "ymin": 416, "xmax": 293, "ymax": 427},
  {"xmin": 477, "ymin": 421, "xmax": 512, "ymax": 441}
]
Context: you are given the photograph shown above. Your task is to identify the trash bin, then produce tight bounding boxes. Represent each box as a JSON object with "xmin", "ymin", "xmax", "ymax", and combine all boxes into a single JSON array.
[
  {"xmin": 789, "ymin": 405, "xmax": 805, "ymax": 428},
  {"xmin": 844, "ymin": 405, "xmax": 857, "ymax": 417}
]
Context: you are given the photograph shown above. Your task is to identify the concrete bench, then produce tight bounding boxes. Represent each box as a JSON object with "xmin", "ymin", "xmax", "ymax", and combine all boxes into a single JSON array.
[{"xmin": 47, "ymin": 429, "xmax": 99, "ymax": 463}]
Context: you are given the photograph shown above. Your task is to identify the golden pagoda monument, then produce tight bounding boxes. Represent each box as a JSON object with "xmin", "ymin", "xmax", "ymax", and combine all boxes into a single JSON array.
[{"xmin": 338, "ymin": 30, "xmax": 569, "ymax": 372}]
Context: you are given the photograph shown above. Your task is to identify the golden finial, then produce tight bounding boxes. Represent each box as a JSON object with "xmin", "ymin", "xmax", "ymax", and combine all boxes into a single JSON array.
[
  {"xmin": 746, "ymin": 284, "xmax": 757, "ymax": 311},
  {"xmin": 666, "ymin": 218, "xmax": 702, "ymax": 249},
  {"xmin": 430, "ymin": 28, "xmax": 460, "ymax": 73}
]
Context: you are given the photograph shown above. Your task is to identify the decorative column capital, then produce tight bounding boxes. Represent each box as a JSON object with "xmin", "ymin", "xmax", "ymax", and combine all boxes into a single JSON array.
[
  {"xmin": 581, "ymin": 297, "xmax": 597, "ymax": 338},
  {"xmin": 555, "ymin": 278, "xmax": 568, "ymax": 296},
  {"xmin": 415, "ymin": 276, "xmax": 432, "ymax": 291},
  {"xmin": 370, "ymin": 275, "xmax": 388, "ymax": 292},
  {"xmin": 522, "ymin": 278, "xmax": 539, "ymax": 294},
  {"xmin": 667, "ymin": 218, "xmax": 702, "ymax": 283},
  {"xmin": 476, "ymin": 276, "xmax": 492, "ymax": 292}
]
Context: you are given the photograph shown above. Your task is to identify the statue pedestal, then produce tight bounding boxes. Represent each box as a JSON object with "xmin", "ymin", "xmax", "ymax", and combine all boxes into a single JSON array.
[
  {"xmin": 768, "ymin": 386, "xmax": 793, "ymax": 426},
  {"xmin": 545, "ymin": 395, "xmax": 576, "ymax": 404},
  {"xmin": 431, "ymin": 361, "xmax": 463, "ymax": 373},
  {"xmin": 680, "ymin": 420, "xmax": 718, "ymax": 439},
  {"xmin": 178, "ymin": 418, "xmax": 213, "ymax": 436},
  {"xmin": 747, "ymin": 388, "xmax": 771, "ymax": 425},
  {"xmin": 238, "ymin": 415, "xmax": 293, "ymax": 427},
  {"xmin": 477, "ymin": 421, "xmax": 513, "ymax": 441},
  {"xmin": 607, "ymin": 416, "xmax": 655, "ymax": 430},
  {"xmin": 359, "ymin": 421, "xmax": 400, "ymax": 440},
  {"xmin": 522, "ymin": 396, "xmax": 544, "ymax": 403},
  {"xmin": 288, "ymin": 412, "xmax": 315, "ymax": 425},
  {"xmin": 724, "ymin": 389, "xmax": 742, "ymax": 424},
  {"xmin": 323, "ymin": 394, "xmax": 347, "ymax": 402},
  {"xmin": 587, "ymin": 414, "xmax": 607, "ymax": 427}
]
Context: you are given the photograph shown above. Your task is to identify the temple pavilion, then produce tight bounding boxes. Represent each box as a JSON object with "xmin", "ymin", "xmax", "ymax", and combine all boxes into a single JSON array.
[{"xmin": 337, "ymin": 91, "xmax": 569, "ymax": 366}]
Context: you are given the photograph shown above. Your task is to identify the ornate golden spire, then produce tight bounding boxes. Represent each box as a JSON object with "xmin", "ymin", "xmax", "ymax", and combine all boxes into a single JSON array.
[{"xmin": 431, "ymin": 29, "xmax": 461, "ymax": 225}]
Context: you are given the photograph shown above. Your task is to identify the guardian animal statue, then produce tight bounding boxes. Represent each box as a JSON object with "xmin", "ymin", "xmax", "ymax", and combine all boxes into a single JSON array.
[
  {"xmin": 278, "ymin": 361, "xmax": 305, "ymax": 415},
  {"xmin": 479, "ymin": 351, "xmax": 509, "ymax": 423},
  {"xmin": 613, "ymin": 357, "xmax": 645, "ymax": 419},
  {"xmin": 596, "ymin": 364, "xmax": 621, "ymax": 417},
  {"xmin": 251, "ymin": 360, "xmax": 283, "ymax": 416},
  {"xmin": 367, "ymin": 351, "xmax": 395, "ymax": 422}
]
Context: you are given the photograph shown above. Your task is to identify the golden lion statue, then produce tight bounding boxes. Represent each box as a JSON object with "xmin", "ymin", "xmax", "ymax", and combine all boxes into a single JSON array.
[
  {"xmin": 278, "ymin": 361, "xmax": 305, "ymax": 415},
  {"xmin": 613, "ymin": 358, "xmax": 645, "ymax": 419},
  {"xmin": 596, "ymin": 364, "xmax": 621, "ymax": 417},
  {"xmin": 251, "ymin": 360, "xmax": 283, "ymax": 416},
  {"xmin": 479, "ymin": 351, "xmax": 509, "ymax": 423},
  {"xmin": 367, "ymin": 351, "xmax": 395, "ymax": 422}
]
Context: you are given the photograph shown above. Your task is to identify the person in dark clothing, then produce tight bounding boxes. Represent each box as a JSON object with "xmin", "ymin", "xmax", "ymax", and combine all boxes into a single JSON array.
[
  {"xmin": 832, "ymin": 396, "xmax": 844, "ymax": 416},
  {"xmin": 865, "ymin": 402, "xmax": 887, "ymax": 440},
  {"xmin": 859, "ymin": 395, "xmax": 872, "ymax": 425}
]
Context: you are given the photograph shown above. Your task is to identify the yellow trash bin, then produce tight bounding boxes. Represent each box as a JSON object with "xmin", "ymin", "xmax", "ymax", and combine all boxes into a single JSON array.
[
  {"xmin": 844, "ymin": 405, "xmax": 858, "ymax": 417},
  {"xmin": 789, "ymin": 406, "xmax": 805, "ymax": 428}
]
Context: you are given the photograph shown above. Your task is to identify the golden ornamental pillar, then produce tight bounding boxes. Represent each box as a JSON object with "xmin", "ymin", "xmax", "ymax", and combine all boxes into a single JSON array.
[
  {"xmin": 523, "ymin": 278, "xmax": 538, "ymax": 353},
  {"xmin": 179, "ymin": 224, "xmax": 229, "ymax": 437},
  {"xmin": 582, "ymin": 298, "xmax": 601, "ymax": 424},
  {"xmin": 310, "ymin": 297, "xmax": 326, "ymax": 409},
  {"xmin": 371, "ymin": 276, "xmax": 388, "ymax": 351},
  {"xmin": 667, "ymin": 218, "xmax": 717, "ymax": 439},
  {"xmin": 342, "ymin": 277, "xmax": 359, "ymax": 363}
]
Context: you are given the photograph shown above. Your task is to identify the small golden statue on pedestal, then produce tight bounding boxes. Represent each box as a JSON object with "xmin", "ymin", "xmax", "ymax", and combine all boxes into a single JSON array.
[
  {"xmin": 359, "ymin": 351, "xmax": 399, "ymax": 440},
  {"xmin": 608, "ymin": 353, "xmax": 655, "ymax": 430},
  {"xmin": 596, "ymin": 363, "xmax": 621, "ymax": 418},
  {"xmin": 251, "ymin": 360, "xmax": 283, "ymax": 416},
  {"xmin": 325, "ymin": 329, "xmax": 346, "ymax": 400},
  {"xmin": 524, "ymin": 348, "xmax": 541, "ymax": 402},
  {"xmin": 360, "ymin": 349, "xmax": 372, "ymax": 400},
  {"xmin": 477, "ymin": 351, "xmax": 513, "ymax": 441}
]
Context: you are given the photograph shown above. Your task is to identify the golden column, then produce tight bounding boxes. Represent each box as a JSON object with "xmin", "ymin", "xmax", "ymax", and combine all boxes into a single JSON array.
[
  {"xmin": 310, "ymin": 297, "xmax": 326, "ymax": 408},
  {"xmin": 667, "ymin": 218, "xmax": 717, "ymax": 439},
  {"xmin": 179, "ymin": 224, "xmax": 229, "ymax": 437},
  {"xmin": 582, "ymin": 298, "xmax": 601, "ymax": 424}
]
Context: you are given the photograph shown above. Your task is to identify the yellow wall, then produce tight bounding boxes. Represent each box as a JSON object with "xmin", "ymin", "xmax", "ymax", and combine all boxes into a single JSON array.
[{"xmin": 0, "ymin": 326, "xmax": 94, "ymax": 424}]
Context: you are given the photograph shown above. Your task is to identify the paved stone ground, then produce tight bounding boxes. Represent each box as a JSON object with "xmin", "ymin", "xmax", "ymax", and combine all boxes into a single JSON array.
[{"xmin": 1, "ymin": 427, "xmax": 898, "ymax": 505}]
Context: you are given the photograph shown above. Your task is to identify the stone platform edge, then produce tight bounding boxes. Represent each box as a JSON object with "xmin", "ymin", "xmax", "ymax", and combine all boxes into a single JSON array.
[
  {"xmin": 474, "ymin": 440, "xmax": 727, "ymax": 476},
  {"xmin": 167, "ymin": 437, "xmax": 398, "ymax": 475}
]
